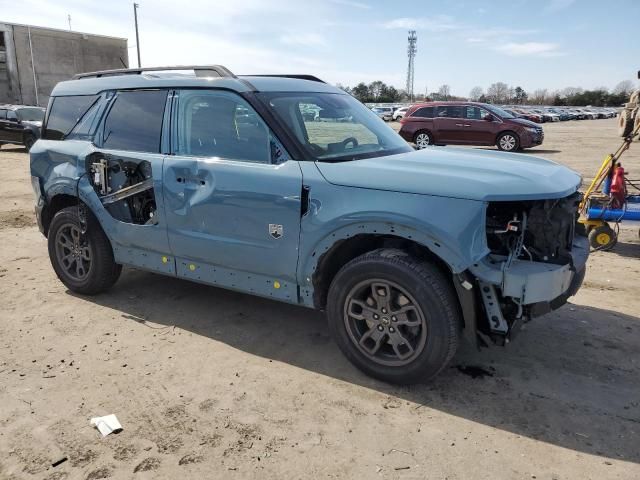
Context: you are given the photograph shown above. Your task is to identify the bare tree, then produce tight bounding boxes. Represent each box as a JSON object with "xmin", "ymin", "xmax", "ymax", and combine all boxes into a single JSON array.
[
  {"xmin": 613, "ymin": 80, "xmax": 635, "ymax": 95},
  {"xmin": 560, "ymin": 86, "xmax": 583, "ymax": 98},
  {"xmin": 438, "ymin": 84, "xmax": 451, "ymax": 100},
  {"xmin": 469, "ymin": 86, "xmax": 484, "ymax": 101},
  {"xmin": 531, "ymin": 88, "xmax": 548, "ymax": 105},
  {"xmin": 486, "ymin": 82, "xmax": 510, "ymax": 103}
]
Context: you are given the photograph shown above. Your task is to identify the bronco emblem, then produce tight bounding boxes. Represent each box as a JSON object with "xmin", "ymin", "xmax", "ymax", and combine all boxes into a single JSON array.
[{"xmin": 269, "ymin": 224, "xmax": 283, "ymax": 239}]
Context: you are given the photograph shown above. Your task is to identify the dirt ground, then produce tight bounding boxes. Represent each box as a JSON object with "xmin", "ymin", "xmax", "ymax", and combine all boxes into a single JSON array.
[{"xmin": 1, "ymin": 118, "xmax": 639, "ymax": 480}]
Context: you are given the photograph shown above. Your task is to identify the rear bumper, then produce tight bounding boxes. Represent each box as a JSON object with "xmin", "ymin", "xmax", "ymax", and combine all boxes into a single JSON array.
[{"xmin": 35, "ymin": 198, "xmax": 46, "ymax": 235}]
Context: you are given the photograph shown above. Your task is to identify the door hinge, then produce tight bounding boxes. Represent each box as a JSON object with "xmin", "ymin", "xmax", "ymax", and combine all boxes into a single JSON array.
[{"xmin": 301, "ymin": 185, "xmax": 310, "ymax": 217}]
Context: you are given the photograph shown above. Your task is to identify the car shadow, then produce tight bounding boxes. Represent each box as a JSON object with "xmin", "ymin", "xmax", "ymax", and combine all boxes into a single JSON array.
[{"xmin": 72, "ymin": 268, "xmax": 640, "ymax": 464}]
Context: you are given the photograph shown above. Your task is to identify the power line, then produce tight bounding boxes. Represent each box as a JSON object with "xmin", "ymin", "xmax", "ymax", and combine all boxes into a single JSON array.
[{"xmin": 406, "ymin": 30, "xmax": 417, "ymax": 102}]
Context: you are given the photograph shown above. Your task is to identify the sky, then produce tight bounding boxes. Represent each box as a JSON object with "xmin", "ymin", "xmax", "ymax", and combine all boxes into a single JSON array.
[{"xmin": 1, "ymin": 0, "xmax": 638, "ymax": 97}]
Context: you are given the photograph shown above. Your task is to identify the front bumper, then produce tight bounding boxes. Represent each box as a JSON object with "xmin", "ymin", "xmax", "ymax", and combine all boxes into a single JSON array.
[
  {"xmin": 522, "ymin": 129, "xmax": 544, "ymax": 147},
  {"xmin": 470, "ymin": 235, "xmax": 589, "ymax": 311}
]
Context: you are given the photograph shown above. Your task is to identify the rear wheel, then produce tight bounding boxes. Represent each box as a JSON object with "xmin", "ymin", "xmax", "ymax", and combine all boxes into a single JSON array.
[
  {"xmin": 48, "ymin": 206, "xmax": 122, "ymax": 294},
  {"xmin": 497, "ymin": 132, "xmax": 519, "ymax": 152},
  {"xmin": 327, "ymin": 249, "xmax": 460, "ymax": 384},
  {"xmin": 414, "ymin": 131, "xmax": 432, "ymax": 150}
]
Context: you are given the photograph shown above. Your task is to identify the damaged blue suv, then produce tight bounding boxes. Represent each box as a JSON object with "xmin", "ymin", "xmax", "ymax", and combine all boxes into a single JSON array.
[{"xmin": 30, "ymin": 66, "xmax": 588, "ymax": 384}]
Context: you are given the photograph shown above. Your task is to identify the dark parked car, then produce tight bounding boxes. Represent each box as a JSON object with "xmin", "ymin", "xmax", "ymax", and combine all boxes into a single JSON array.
[
  {"xmin": 399, "ymin": 102, "xmax": 544, "ymax": 152},
  {"xmin": 0, "ymin": 105, "xmax": 45, "ymax": 151}
]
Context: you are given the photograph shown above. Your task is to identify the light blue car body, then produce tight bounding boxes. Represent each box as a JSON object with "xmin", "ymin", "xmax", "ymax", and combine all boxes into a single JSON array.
[{"xmin": 30, "ymin": 72, "xmax": 587, "ymax": 344}]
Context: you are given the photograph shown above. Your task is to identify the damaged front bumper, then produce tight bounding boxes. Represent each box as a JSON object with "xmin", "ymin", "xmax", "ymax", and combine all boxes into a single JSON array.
[{"xmin": 468, "ymin": 235, "xmax": 589, "ymax": 339}]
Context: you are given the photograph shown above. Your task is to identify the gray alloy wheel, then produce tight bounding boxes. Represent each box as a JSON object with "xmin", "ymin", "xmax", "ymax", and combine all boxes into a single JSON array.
[
  {"xmin": 497, "ymin": 132, "xmax": 518, "ymax": 151},
  {"xmin": 343, "ymin": 278, "xmax": 428, "ymax": 367},
  {"xmin": 414, "ymin": 132, "xmax": 431, "ymax": 149},
  {"xmin": 54, "ymin": 222, "xmax": 92, "ymax": 282}
]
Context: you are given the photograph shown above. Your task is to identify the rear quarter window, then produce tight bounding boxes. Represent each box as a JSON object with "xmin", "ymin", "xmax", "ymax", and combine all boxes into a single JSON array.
[
  {"xmin": 44, "ymin": 95, "xmax": 99, "ymax": 140},
  {"xmin": 410, "ymin": 107, "xmax": 434, "ymax": 118},
  {"xmin": 102, "ymin": 90, "xmax": 168, "ymax": 153}
]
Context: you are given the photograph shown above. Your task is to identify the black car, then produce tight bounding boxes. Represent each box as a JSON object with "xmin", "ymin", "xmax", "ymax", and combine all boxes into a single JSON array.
[{"xmin": 0, "ymin": 105, "xmax": 45, "ymax": 151}]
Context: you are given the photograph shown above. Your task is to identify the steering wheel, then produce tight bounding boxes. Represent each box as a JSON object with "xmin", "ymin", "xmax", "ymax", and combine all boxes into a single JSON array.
[{"xmin": 341, "ymin": 137, "xmax": 359, "ymax": 150}]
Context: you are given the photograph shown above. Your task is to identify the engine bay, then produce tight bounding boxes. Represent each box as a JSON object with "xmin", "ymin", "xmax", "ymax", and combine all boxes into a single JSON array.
[
  {"xmin": 485, "ymin": 192, "xmax": 582, "ymax": 266},
  {"xmin": 86, "ymin": 153, "xmax": 157, "ymax": 225}
]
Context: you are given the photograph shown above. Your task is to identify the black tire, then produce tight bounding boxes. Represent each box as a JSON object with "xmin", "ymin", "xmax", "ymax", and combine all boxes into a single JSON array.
[
  {"xmin": 413, "ymin": 130, "xmax": 432, "ymax": 150},
  {"xmin": 588, "ymin": 224, "xmax": 617, "ymax": 251},
  {"xmin": 327, "ymin": 248, "xmax": 460, "ymax": 384},
  {"xmin": 618, "ymin": 109, "xmax": 633, "ymax": 137},
  {"xmin": 48, "ymin": 205, "xmax": 122, "ymax": 294},
  {"xmin": 23, "ymin": 134, "xmax": 35, "ymax": 152},
  {"xmin": 496, "ymin": 131, "xmax": 519, "ymax": 152}
]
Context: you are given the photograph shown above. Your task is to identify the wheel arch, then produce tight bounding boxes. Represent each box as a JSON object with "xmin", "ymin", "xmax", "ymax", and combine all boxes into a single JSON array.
[
  {"xmin": 496, "ymin": 129, "xmax": 520, "ymax": 147},
  {"xmin": 41, "ymin": 193, "xmax": 80, "ymax": 236},
  {"xmin": 413, "ymin": 128, "xmax": 433, "ymax": 143},
  {"xmin": 302, "ymin": 229, "xmax": 456, "ymax": 311}
]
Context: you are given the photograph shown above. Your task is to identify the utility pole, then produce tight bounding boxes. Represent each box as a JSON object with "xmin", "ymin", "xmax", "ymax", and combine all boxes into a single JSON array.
[
  {"xmin": 406, "ymin": 30, "xmax": 417, "ymax": 102},
  {"xmin": 67, "ymin": 14, "xmax": 72, "ymax": 31},
  {"xmin": 133, "ymin": 3, "xmax": 141, "ymax": 68}
]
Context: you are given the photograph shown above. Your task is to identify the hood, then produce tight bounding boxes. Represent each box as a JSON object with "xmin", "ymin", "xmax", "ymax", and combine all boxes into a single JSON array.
[
  {"xmin": 510, "ymin": 117, "xmax": 539, "ymax": 128},
  {"xmin": 315, "ymin": 148, "xmax": 581, "ymax": 202}
]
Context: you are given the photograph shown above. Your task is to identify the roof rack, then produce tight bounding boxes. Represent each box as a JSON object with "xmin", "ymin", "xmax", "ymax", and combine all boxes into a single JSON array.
[
  {"xmin": 74, "ymin": 65, "xmax": 236, "ymax": 80},
  {"xmin": 246, "ymin": 74, "xmax": 326, "ymax": 84}
]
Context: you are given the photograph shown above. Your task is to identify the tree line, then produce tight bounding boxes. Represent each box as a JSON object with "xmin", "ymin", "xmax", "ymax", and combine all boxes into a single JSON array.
[{"xmin": 340, "ymin": 79, "xmax": 636, "ymax": 106}]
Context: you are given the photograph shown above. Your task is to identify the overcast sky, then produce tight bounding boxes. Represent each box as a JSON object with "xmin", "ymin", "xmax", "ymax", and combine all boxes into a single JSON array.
[{"xmin": 1, "ymin": 0, "xmax": 638, "ymax": 96}]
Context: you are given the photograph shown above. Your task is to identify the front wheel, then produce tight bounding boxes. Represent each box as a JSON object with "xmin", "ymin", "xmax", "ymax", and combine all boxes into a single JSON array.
[
  {"xmin": 23, "ymin": 134, "xmax": 35, "ymax": 152},
  {"xmin": 414, "ymin": 131, "xmax": 432, "ymax": 149},
  {"xmin": 497, "ymin": 132, "xmax": 519, "ymax": 152},
  {"xmin": 48, "ymin": 206, "xmax": 122, "ymax": 294},
  {"xmin": 327, "ymin": 249, "xmax": 460, "ymax": 384}
]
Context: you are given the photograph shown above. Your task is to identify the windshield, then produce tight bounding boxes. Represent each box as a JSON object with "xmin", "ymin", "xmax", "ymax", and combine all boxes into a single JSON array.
[
  {"xmin": 17, "ymin": 107, "xmax": 45, "ymax": 122},
  {"xmin": 259, "ymin": 92, "xmax": 412, "ymax": 162},
  {"xmin": 484, "ymin": 104, "xmax": 515, "ymax": 119}
]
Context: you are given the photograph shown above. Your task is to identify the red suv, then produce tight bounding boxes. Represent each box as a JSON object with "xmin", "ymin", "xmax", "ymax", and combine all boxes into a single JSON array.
[{"xmin": 398, "ymin": 102, "xmax": 544, "ymax": 152}]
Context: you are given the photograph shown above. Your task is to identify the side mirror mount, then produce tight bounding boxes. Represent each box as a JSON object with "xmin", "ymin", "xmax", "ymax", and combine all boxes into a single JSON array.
[{"xmin": 484, "ymin": 114, "xmax": 494, "ymax": 122}]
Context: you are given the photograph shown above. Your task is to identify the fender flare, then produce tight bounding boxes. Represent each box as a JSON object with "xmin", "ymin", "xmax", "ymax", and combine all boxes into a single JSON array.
[{"xmin": 297, "ymin": 220, "xmax": 483, "ymax": 307}]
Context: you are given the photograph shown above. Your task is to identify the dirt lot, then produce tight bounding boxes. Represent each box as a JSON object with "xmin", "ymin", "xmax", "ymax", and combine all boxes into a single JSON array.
[{"xmin": 1, "ymin": 119, "xmax": 639, "ymax": 480}]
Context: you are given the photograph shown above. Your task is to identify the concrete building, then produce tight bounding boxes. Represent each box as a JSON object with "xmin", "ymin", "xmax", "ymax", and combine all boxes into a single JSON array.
[{"xmin": 0, "ymin": 22, "xmax": 128, "ymax": 107}]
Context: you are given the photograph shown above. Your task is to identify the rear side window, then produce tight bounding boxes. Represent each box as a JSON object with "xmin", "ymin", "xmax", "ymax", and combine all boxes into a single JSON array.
[
  {"xmin": 411, "ymin": 107, "xmax": 434, "ymax": 118},
  {"xmin": 44, "ymin": 95, "xmax": 99, "ymax": 140},
  {"xmin": 436, "ymin": 106, "xmax": 463, "ymax": 118},
  {"xmin": 0, "ymin": 109, "xmax": 6, "ymax": 120},
  {"xmin": 102, "ymin": 90, "xmax": 167, "ymax": 153}
]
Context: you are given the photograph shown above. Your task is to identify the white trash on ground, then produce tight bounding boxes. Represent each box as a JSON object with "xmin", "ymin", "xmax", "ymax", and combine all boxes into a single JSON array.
[{"xmin": 90, "ymin": 414, "xmax": 122, "ymax": 437}]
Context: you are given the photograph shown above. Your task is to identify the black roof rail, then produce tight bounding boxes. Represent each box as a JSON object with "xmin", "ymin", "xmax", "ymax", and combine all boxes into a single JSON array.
[
  {"xmin": 245, "ymin": 74, "xmax": 326, "ymax": 84},
  {"xmin": 73, "ymin": 65, "xmax": 236, "ymax": 80}
]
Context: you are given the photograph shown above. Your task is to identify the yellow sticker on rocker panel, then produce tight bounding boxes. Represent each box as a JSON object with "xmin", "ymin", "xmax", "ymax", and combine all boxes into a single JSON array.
[
  {"xmin": 189, "ymin": 264, "xmax": 196, "ymax": 271},
  {"xmin": 161, "ymin": 256, "xmax": 168, "ymax": 264},
  {"xmin": 273, "ymin": 281, "xmax": 281, "ymax": 289}
]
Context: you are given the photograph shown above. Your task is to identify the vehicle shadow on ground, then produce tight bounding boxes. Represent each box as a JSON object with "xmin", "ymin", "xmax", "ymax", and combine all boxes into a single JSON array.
[
  {"xmin": 607, "ymin": 240, "xmax": 640, "ymax": 259},
  {"xmin": 76, "ymin": 269, "xmax": 640, "ymax": 464}
]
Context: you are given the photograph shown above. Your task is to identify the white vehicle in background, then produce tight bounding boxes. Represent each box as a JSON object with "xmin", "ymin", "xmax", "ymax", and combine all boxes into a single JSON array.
[
  {"xmin": 542, "ymin": 108, "xmax": 561, "ymax": 122},
  {"xmin": 371, "ymin": 106, "xmax": 394, "ymax": 121},
  {"xmin": 393, "ymin": 106, "xmax": 410, "ymax": 120}
]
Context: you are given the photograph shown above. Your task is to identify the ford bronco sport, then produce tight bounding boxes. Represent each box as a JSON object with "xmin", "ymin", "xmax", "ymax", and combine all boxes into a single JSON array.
[{"xmin": 30, "ymin": 66, "xmax": 589, "ymax": 384}]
